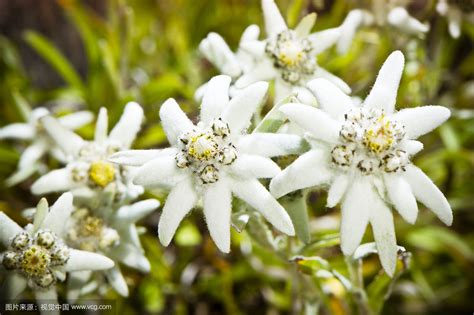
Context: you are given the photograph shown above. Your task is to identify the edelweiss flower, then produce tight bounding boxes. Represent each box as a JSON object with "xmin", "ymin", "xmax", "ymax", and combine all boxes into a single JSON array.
[
  {"xmin": 66, "ymin": 199, "xmax": 159, "ymax": 298},
  {"xmin": 0, "ymin": 107, "xmax": 93, "ymax": 186},
  {"xmin": 234, "ymin": 0, "xmax": 350, "ymax": 103},
  {"xmin": 110, "ymin": 75, "xmax": 299, "ymax": 252},
  {"xmin": 31, "ymin": 102, "xmax": 144, "ymax": 204},
  {"xmin": 0, "ymin": 193, "xmax": 114, "ymax": 308},
  {"xmin": 337, "ymin": 6, "xmax": 429, "ymax": 54},
  {"xmin": 270, "ymin": 51, "xmax": 452, "ymax": 276}
]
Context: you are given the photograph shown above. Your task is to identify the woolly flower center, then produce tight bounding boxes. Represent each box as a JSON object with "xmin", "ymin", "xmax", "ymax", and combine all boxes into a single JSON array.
[
  {"xmin": 331, "ymin": 108, "xmax": 409, "ymax": 174},
  {"xmin": 266, "ymin": 30, "xmax": 315, "ymax": 84},
  {"xmin": 67, "ymin": 208, "xmax": 120, "ymax": 252},
  {"xmin": 71, "ymin": 142, "xmax": 121, "ymax": 188},
  {"xmin": 2, "ymin": 230, "xmax": 69, "ymax": 289},
  {"xmin": 176, "ymin": 118, "xmax": 237, "ymax": 184}
]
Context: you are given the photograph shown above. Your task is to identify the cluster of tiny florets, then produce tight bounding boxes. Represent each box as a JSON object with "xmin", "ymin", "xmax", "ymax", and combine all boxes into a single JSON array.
[
  {"xmin": 331, "ymin": 108, "xmax": 409, "ymax": 174},
  {"xmin": 67, "ymin": 208, "xmax": 120, "ymax": 252},
  {"xmin": 265, "ymin": 30, "xmax": 316, "ymax": 83},
  {"xmin": 2, "ymin": 230, "xmax": 69, "ymax": 289},
  {"xmin": 175, "ymin": 118, "xmax": 237, "ymax": 184}
]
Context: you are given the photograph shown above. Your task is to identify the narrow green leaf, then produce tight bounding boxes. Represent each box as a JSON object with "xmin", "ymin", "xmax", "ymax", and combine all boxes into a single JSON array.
[
  {"xmin": 281, "ymin": 192, "xmax": 310, "ymax": 244},
  {"xmin": 23, "ymin": 31, "xmax": 84, "ymax": 92},
  {"xmin": 11, "ymin": 91, "xmax": 31, "ymax": 122}
]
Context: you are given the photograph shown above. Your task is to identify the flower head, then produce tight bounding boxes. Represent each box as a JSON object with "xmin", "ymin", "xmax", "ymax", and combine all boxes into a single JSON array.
[
  {"xmin": 31, "ymin": 102, "xmax": 145, "ymax": 205},
  {"xmin": 0, "ymin": 193, "xmax": 114, "ymax": 302},
  {"xmin": 0, "ymin": 107, "xmax": 93, "ymax": 186},
  {"xmin": 234, "ymin": 0, "xmax": 350, "ymax": 103},
  {"xmin": 110, "ymin": 75, "xmax": 302, "ymax": 252},
  {"xmin": 270, "ymin": 51, "xmax": 452, "ymax": 276}
]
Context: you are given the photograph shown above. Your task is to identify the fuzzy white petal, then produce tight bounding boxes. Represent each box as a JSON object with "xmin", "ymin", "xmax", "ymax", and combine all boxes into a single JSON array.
[
  {"xmin": 295, "ymin": 13, "xmax": 317, "ymax": 38},
  {"xmin": 231, "ymin": 178, "xmax": 295, "ymax": 235},
  {"xmin": 0, "ymin": 212, "xmax": 23, "ymax": 247},
  {"xmin": 400, "ymin": 140, "xmax": 424, "ymax": 155},
  {"xmin": 31, "ymin": 168, "xmax": 74, "ymax": 195},
  {"xmin": 133, "ymin": 155, "xmax": 185, "ymax": 187},
  {"xmin": 308, "ymin": 27, "xmax": 341, "ymax": 54},
  {"xmin": 237, "ymin": 133, "xmax": 304, "ymax": 157},
  {"xmin": 94, "ymin": 107, "xmax": 108, "ymax": 143},
  {"xmin": 0, "ymin": 123, "xmax": 34, "ymax": 140},
  {"xmin": 387, "ymin": 7, "xmax": 429, "ymax": 34},
  {"xmin": 340, "ymin": 178, "xmax": 371, "ymax": 255},
  {"xmin": 201, "ymin": 75, "xmax": 231, "ymax": 124},
  {"xmin": 57, "ymin": 111, "xmax": 94, "ymax": 130},
  {"xmin": 337, "ymin": 10, "xmax": 373, "ymax": 54},
  {"xmin": 109, "ymin": 102, "xmax": 144, "ymax": 148},
  {"xmin": 18, "ymin": 141, "xmax": 48, "ymax": 169},
  {"xmin": 35, "ymin": 288, "xmax": 59, "ymax": 315},
  {"xmin": 270, "ymin": 150, "xmax": 333, "ymax": 198},
  {"xmin": 404, "ymin": 165, "xmax": 453, "ymax": 225},
  {"xmin": 239, "ymin": 40, "xmax": 266, "ymax": 58},
  {"xmin": 66, "ymin": 249, "xmax": 115, "ymax": 272},
  {"xmin": 116, "ymin": 199, "xmax": 160, "ymax": 223},
  {"xmin": 391, "ymin": 106, "xmax": 451, "ymax": 139},
  {"xmin": 274, "ymin": 78, "xmax": 293, "ymax": 103},
  {"xmin": 3, "ymin": 273, "xmax": 28, "ymax": 299},
  {"xmin": 235, "ymin": 60, "xmax": 276, "ymax": 88},
  {"xmin": 158, "ymin": 178, "xmax": 198, "ymax": 246},
  {"xmin": 109, "ymin": 148, "xmax": 175, "ymax": 166},
  {"xmin": 240, "ymin": 24, "xmax": 260, "ymax": 43},
  {"xmin": 159, "ymin": 98, "xmax": 195, "ymax": 145},
  {"xmin": 363, "ymin": 51, "xmax": 404, "ymax": 113},
  {"xmin": 40, "ymin": 192, "xmax": 73, "ymax": 236},
  {"xmin": 313, "ymin": 67, "xmax": 352, "ymax": 94},
  {"xmin": 307, "ymin": 78, "xmax": 354, "ymax": 119},
  {"xmin": 370, "ymin": 198, "xmax": 398, "ymax": 277},
  {"xmin": 280, "ymin": 103, "xmax": 341, "ymax": 143},
  {"xmin": 41, "ymin": 116, "xmax": 84, "ymax": 157},
  {"xmin": 229, "ymin": 154, "xmax": 280, "ymax": 179},
  {"xmin": 203, "ymin": 180, "xmax": 232, "ymax": 253},
  {"xmin": 327, "ymin": 174, "xmax": 349, "ymax": 207},
  {"xmin": 222, "ymin": 81, "xmax": 268, "ymax": 132},
  {"xmin": 384, "ymin": 173, "xmax": 418, "ymax": 224},
  {"xmin": 105, "ymin": 266, "xmax": 129, "ymax": 297},
  {"xmin": 261, "ymin": 0, "xmax": 287, "ymax": 37},
  {"xmin": 199, "ymin": 33, "xmax": 241, "ymax": 77}
]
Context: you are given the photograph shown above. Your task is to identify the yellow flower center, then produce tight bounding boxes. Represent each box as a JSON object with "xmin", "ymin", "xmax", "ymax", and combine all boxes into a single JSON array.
[
  {"xmin": 278, "ymin": 41, "xmax": 304, "ymax": 66},
  {"xmin": 89, "ymin": 160, "xmax": 116, "ymax": 187},
  {"xmin": 20, "ymin": 245, "xmax": 50, "ymax": 277},
  {"xmin": 187, "ymin": 133, "xmax": 218, "ymax": 161},
  {"xmin": 363, "ymin": 114, "xmax": 395, "ymax": 153}
]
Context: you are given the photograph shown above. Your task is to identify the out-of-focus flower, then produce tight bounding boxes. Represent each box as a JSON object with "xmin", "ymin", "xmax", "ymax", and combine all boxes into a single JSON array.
[
  {"xmin": 195, "ymin": 25, "xmax": 261, "ymax": 101},
  {"xmin": 66, "ymin": 199, "xmax": 159, "ymax": 298},
  {"xmin": 0, "ymin": 108, "xmax": 93, "ymax": 186},
  {"xmin": 232, "ymin": 0, "xmax": 350, "ymax": 103},
  {"xmin": 0, "ymin": 193, "xmax": 114, "ymax": 313},
  {"xmin": 110, "ymin": 75, "xmax": 300, "ymax": 253},
  {"xmin": 436, "ymin": 0, "xmax": 474, "ymax": 38},
  {"xmin": 270, "ymin": 51, "xmax": 452, "ymax": 276},
  {"xmin": 337, "ymin": 5, "xmax": 429, "ymax": 54},
  {"xmin": 31, "ymin": 103, "xmax": 144, "ymax": 205}
]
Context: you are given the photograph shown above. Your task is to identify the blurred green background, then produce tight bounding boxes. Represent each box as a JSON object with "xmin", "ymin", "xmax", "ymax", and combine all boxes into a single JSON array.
[{"xmin": 0, "ymin": 0, "xmax": 473, "ymax": 314}]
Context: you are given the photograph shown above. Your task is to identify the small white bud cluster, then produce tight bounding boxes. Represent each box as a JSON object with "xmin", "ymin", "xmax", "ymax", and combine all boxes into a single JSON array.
[
  {"xmin": 265, "ymin": 30, "xmax": 315, "ymax": 84},
  {"xmin": 176, "ymin": 118, "xmax": 237, "ymax": 184},
  {"xmin": 331, "ymin": 108, "xmax": 409, "ymax": 174},
  {"xmin": 2, "ymin": 230, "xmax": 69, "ymax": 289}
]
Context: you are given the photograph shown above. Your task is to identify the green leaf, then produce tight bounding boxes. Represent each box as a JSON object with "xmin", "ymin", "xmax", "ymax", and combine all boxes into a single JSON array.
[
  {"xmin": 295, "ymin": 13, "xmax": 317, "ymax": 38},
  {"xmin": 175, "ymin": 222, "xmax": 202, "ymax": 247},
  {"xmin": 23, "ymin": 31, "xmax": 84, "ymax": 92},
  {"xmin": 286, "ymin": 0, "xmax": 305, "ymax": 29},
  {"xmin": 280, "ymin": 192, "xmax": 310, "ymax": 244},
  {"xmin": 11, "ymin": 91, "xmax": 31, "ymax": 122}
]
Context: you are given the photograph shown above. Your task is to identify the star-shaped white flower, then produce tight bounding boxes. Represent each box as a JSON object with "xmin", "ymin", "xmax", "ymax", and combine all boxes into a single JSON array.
[
  {"xmin": 0, "ymin": 107, "xmax": 93, "ymax": 186},
  {"xmin": 234, "ymin": 0, "xmax": 350, "ymax": 103},
  {"xmin": 270, "ymin": 51, "xmax": 452, "ymax": 276},
  {"xmin": 110, "ymin": 75, "xmax": 300, "ymax": 253},
  {"xmin": 65, "ymin": 199, "xmax": 159, "ymax": 298},
  {"xmin": 337, "ymin": 6, "xmax": 429, "ymax": 54},
  {"xmin": 31, "ymin": 102, "xmax": 144, "ymax": 204},
  {"xmin": 0, "ymin": 193, "xmax": 114, "ymax": 311}
]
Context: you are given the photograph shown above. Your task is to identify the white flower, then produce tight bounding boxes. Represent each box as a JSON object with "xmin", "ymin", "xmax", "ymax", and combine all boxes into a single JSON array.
[
  {"xmin": 270, "ymin": 51, "xmax": 452, "ymax": 276},
  {"xmin": 31, "ymin": 102, "xmax": 145, "ymax": 204},
  {"xmin": 65, "ymin": 199, "xmax": 159, "ymax": 298},
  {"xmin": 0, "ymin": 107, "xmax": 93, "ymax": 186},
  {"xmin": 337, "ymin": 6, "xmax": 429, "ymax": 54},
  {"xmin": 110, "ymin": 75, "xmax": 299, "ymax": 253},
  {"xmin": 234, "ymin": 0, "xmax": 350, "ymax": 103},
  {"xmin": 436, "ymin": 0, "xmax": 473, "ymax": 38},
  {"xmin": 0, "ymin": 193, "xmax": 114, "ymax": 311}
]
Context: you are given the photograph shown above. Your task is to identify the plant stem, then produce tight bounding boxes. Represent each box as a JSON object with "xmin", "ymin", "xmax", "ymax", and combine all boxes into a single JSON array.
[{"xmin": 345, "ymin": 257, "xmax": 373, "ymax": 315}]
